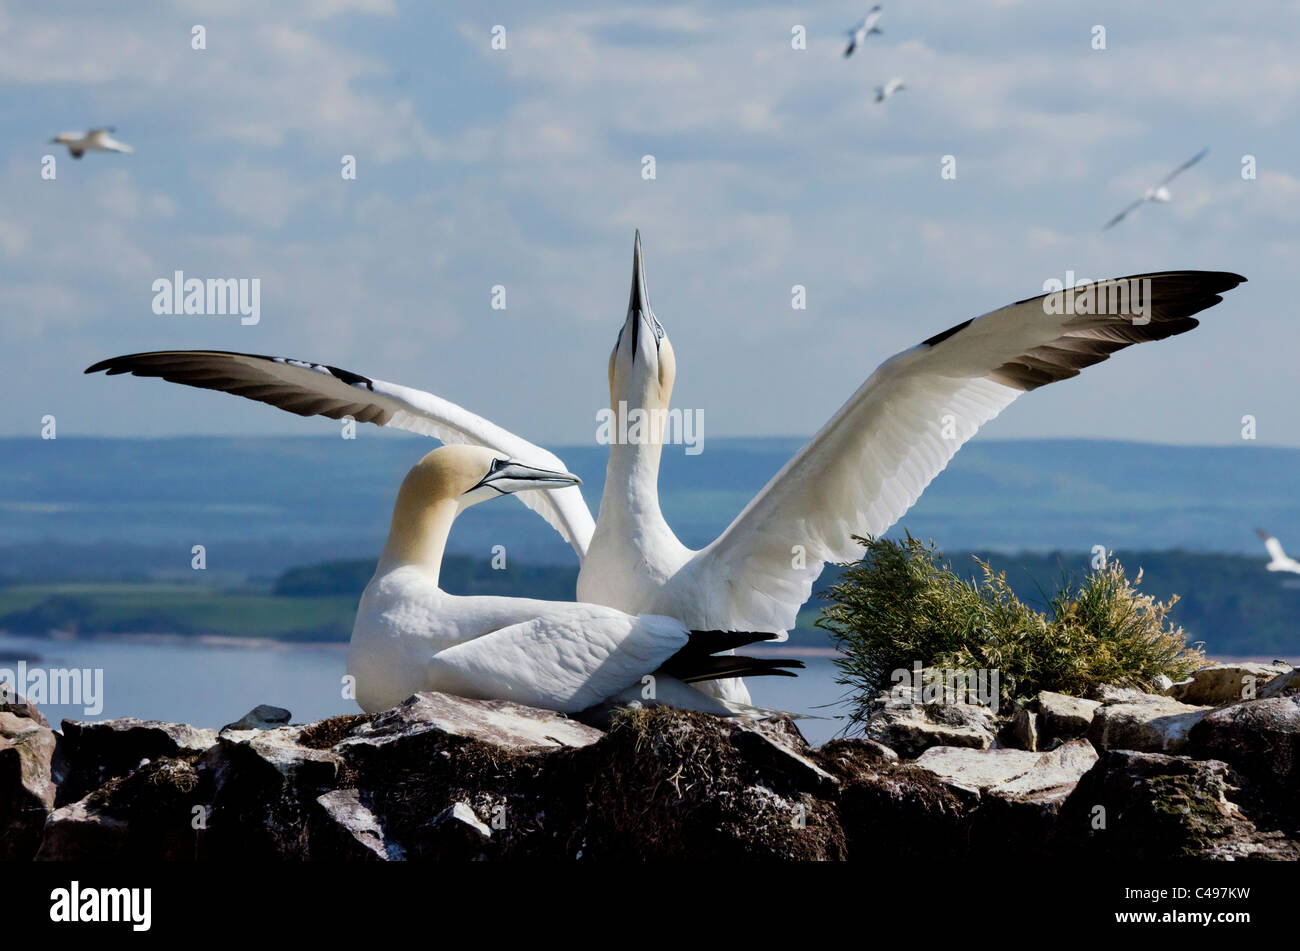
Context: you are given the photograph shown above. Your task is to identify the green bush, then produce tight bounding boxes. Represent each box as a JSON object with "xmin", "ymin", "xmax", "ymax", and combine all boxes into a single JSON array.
[{"xmin": 816, "ymin": 534, "xmax": 1205, "ymax": 730}]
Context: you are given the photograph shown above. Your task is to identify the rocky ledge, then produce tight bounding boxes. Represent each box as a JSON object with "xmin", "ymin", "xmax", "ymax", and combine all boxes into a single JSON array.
[{"xmin": 2, "ymin": 662, "xmax": 1297, "ymax": 861}]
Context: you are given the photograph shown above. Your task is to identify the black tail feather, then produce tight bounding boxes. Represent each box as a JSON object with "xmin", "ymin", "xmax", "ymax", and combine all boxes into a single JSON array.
[
  {"xmin": 668, "ymin": 654, "xmax": 806, "ymax": 684},
  {"xmin": 661, "ymin": 630, "xmax": 805, "ymax": 684}
]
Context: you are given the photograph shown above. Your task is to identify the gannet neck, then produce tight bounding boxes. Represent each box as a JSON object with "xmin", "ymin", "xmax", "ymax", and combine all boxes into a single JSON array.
[
  {"xmin": 601, "ymin": 425, "xmax": 669, "ymax": 521},
  {"xmin": 377, "ymin": 495, "xmax": 458, "ymax": 583}
]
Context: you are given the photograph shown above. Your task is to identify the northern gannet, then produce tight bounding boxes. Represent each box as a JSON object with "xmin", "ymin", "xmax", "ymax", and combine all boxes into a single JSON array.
[
  {"xmin": 844, "ymin": 5, "xmax": 883, "ymax": 58},
  {"xmin": 84, "ymin": 237, "xmax": 1247, "ymax": 707},
  {"xmin": 1103, "ymin": 147, "xmax": 1209, "ymax": 230},
  {"xmin": 50, "ymin": 127, "xmax": 134, "ymax": 159},
  {"xmin": 1257, "ymin": 528, "xmax": 1300, "ymax": 574},
  {"xmin": 875, "ymin": 77, "xmax": 905, "ymax": 103},
  {"xmin": 346, "ymin": 445, "xmax": 801, "ymax": 713}
]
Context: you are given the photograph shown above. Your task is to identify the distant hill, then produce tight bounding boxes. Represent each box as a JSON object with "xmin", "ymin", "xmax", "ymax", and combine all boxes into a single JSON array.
[{"xmin": 2, "ymin": 436, "xmax": 1298, "ymax": 583}]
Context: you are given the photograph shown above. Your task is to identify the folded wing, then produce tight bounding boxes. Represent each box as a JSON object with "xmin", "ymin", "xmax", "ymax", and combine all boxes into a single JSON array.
[{"xmin": 427, "ymin": 611, "xmax": 691, "ymax": 713}]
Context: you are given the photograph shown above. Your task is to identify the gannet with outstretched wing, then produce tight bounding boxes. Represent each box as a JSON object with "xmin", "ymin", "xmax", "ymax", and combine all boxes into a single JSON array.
[
  {"xmin": 50, "ymin": 127, "xmax": 134, "ymax": 159},
  {"xmin": 578, "ymin": 236, "xmax": 1246, "ymax": 655},
  {"xmin": 1103, "ymin": 147, "xmax": 1208, "ymax": 230},
  {"xmin": 346, "ymin": 445, "xmax": 801, "ymax": 713},
  {"xmin": 844, "ymin": 5, "xmax": 883, "ymax": 57},
  {"xmin": 1257, "ymin": 528, "xmax": 1300, "ymax": 574}
]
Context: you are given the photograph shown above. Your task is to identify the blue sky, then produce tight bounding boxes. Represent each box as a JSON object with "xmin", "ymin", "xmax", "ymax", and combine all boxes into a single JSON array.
[{"xmin": 3, "ymin": 0, "xmax": 1297, "ymax": 447}]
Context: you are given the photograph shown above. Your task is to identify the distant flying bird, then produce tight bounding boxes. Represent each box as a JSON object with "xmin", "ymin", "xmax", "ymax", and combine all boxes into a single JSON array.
[
  {"xmin": 875, "ymin": 77, "xmax": 906, "ymax": 103},
  {"xmin": 1257, "ymin": 528, "xmax": 1300, "ymax": 574},
  {"xmin": 844, "ymin": 5, "xmax": 884, "ymax": 57},
  {"xmin": 50, "ymin": 127, "xmax": 133, "ymax": 159},
  {"xmin": 1102, "ymin": 147, "xmax": 1208, "ymax": 230}
]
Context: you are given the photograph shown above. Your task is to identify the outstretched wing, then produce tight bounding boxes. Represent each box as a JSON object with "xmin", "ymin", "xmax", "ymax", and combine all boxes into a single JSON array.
[
  {"xmin": 85, "ymin": 350, "xmax": 595, "ymax": 558},
  {"xmin": 1103, "ymin": 198, "xmax": 1144, "ymax": 230},
  {"xmin": 1159, "ymin": 147, "xmax": 1209, "ymax": 186},
  {"xmin": 672, "ymin": 271, "xmax": 1246, "ymax": 632}
]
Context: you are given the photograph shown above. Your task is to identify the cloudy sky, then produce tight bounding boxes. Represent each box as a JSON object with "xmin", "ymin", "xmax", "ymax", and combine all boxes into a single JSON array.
[{"xmin": 3, "ymin": 0, "xmax": 1297, "ymax": 448}]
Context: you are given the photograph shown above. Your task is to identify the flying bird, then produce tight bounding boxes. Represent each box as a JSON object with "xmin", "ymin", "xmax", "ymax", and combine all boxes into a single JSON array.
[
  {"xmin": 845, "ymin": 5, "xmax": 883, "ymax": 57},
  {"xmin": 1257, "ymin": 528, "xmax": 1300, "ymax": 574},
  {"xmin": 1103, "ymin": 147, "xmax": 1209, "ymax": 230},
  {"xmin": 50, "ymin": 127, "xmax": 134, "ymax": 159},
  {"xmin": 85, "ymin": 234, "xmax": 1247, "ymax": 709},
  {"xmin": 875, "ymin": 77, "xmax": 906, "ymax": 103}
]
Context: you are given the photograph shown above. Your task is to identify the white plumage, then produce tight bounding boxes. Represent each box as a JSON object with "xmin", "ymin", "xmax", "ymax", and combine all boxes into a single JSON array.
[
  {"xmin": 1257, "ymin": 528, "xmax": 1300, "ymax": 575},
  {"xmin": 845, "ymin": 5, "xmax": 884, "ymax": 58},
  {"xmin": 51, "ymin": 127, "xmax": 134, "ymax": 158},
  {"xmin": 345, "ymin": 445, "xmax": 799, "ymax": 714},
  {"xmin": 85, "ymin": 236, "xmax": 1245, "ymax": 709}
]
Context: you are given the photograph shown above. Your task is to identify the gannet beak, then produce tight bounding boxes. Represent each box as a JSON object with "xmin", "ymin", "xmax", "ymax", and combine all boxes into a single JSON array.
[
  {"xmin": 621, "ymin": 229, "xmax": 665, "ymax": 362},
  {"xmin": 469, "ymin": 460, "xmax": 582, "ymax": 497}
]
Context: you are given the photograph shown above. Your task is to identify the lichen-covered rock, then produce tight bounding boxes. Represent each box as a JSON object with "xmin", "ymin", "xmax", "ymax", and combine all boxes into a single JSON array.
[
  {"xmin": 1086, "ymin": 694, "xmax": 1209, "ymax": 754},
  {"xmin": 862, "ymin": 687, "xmax": 996, "ymax": 758},
  {"xmin": 0, "ymin": 712, "xmax": 61, "ymax": 860},
  {"xmin": 1169, "ymin": 663, "xmax": 1291, "ymax": 706},
  {"xmin": 13, "ymin": 689, "xmax": 1299, "ymax": 861},
  {"xmin": 310, "ymin": 788, "xmax": 404, "ymax": 861},
  {"xmin": 1189, "ymin": 696, "xmax": 1300, "ymax": 806},
  {"xmin": 36, "ymin": 758, "xmax": 204, "ymax": 861},
  {"xmin": 1056, "ymin": 750, "xmax": 1298, "ymax": 860},
  {"xmin": 197, "ymin": 722, "xmax": 344, "ymax": 860},
  {"xmin": 59, "ymin": 717, "xmax": 217, "ymax": 803}
]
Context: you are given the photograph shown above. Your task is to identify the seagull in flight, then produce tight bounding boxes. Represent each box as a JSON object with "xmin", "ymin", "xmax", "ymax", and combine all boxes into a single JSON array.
[
  {"xmin": 1257, "ymin": 528, "xmax": 1300, "ymax": 574},
  {"xmin": 845, "ymin": 5, "xmax": 884, "ymax": 57},
  {"xmin": 1103, "ymin": 148, "xmax": 1208, "ymax": 230},
  {"xmin": 875, "ymin": 77, "xmax": 905, "ymax": 103},
  {"xmin": 50, "ymin": 127, "xmax": 134, "ymax": 159}
]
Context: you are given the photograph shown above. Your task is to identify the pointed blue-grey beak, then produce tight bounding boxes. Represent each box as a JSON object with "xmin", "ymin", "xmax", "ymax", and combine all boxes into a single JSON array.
[
  {"xmin": 619, "ymin": 230, "xmax": 665, "ymax": 362},
  {"xmin": 469, "ymin": 458, "xmax": 582, "ymax": 497}
]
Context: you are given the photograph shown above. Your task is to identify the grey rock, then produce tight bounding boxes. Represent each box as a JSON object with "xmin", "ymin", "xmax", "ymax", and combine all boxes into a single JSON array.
[
  {"xmin": 915, "ymin": 740, "xmax": 1097, "ymax": 801},
  {"xmin": 1087, "ymin": 694, "xmax": 1209, "ymax": 754},
  {"xmin": 1169, "ymin": 663, "xmax": 1291, "ymax": 706},
  {"xmin": 1057, "ymin": 749, "xmax": 1299, "ymax": 860},
  {"xmin": 425, "ymin": 801, "xmax": 493, "ymax": 860},
  {"xmin": 1259, "ymin": 668, "xmax": 1300, "ymax": 699},
  {"xmin": 863, "ymin": 686, "xmax": 997, "ymax": 758},
  {"xmin": 311, "ymin": 788, "xmax": 404, "ymax": 861},
  {"xmin": 732, "ymin": 718, "xmax": 838, "ymax": 791},
  {"xmin": 1189, "ymin": 695, "xmax": 1300, "ymax": 802},
  {"xmin": 339, "ymin": 692, "xmax": 605, "ymax": 755},
  {"xmin": 1010, "ymin": 708, "xmax": 1038, "ymax": 752},
  {"xmin": 1036, "ymin": 691, "xmax": 1100, "ymax": 743},
  {"xmin": 221, "ymin": 704, "xmax": 292, "ymax": 733},
  {"xmin": 0, "ymin": 689, "xmax": 48, "ymax": 728},
  {"xmin": 0, "ymin": 713, "xmax": 60, "ymax": 860},
  {"xmin": 60, "ymin": 717, "xmax": 217, "ymax": 801}
]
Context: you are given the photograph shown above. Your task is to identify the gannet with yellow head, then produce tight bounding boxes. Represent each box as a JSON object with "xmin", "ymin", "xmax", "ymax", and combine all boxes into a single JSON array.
[{"xmin": 347, "ymin": 445, "xmax": 801, "ymax": 714}]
